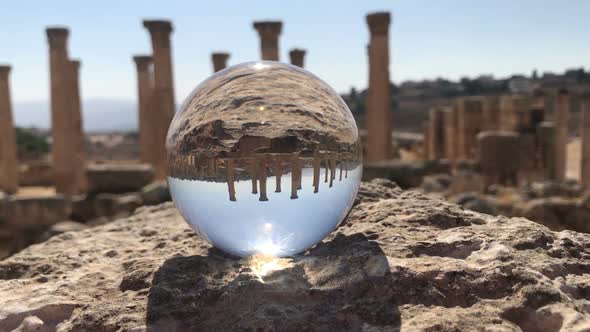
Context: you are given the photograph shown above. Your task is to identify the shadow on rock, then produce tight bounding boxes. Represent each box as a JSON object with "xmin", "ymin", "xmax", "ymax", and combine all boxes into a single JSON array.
[{"xmin": 146, "ymin": 233, "xmax": 399, "ymax": 331}]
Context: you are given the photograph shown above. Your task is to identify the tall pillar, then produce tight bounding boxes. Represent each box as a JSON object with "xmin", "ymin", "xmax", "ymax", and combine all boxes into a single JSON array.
[
  {"xmin": 258, "ymin": 158, "xmax": 268, "ymax": 201},
  {"xmin": 290, "ymin": 156, "xmax": 298, "ymax": 199},
  {"xmin": 538, "ymin": 122, "xmax": 556, "ymax": 180},
  {"xmin": 133, "ymin": 55, "xmax": 154, "ymax": 164},
  {"xmin": 273, "ymin": 156, "xmax": 282, "ymax": 192},
  {"xmin": 554, "ymin": 89, "xmax": 569, "ymax": 181},
  {"xmin": 253, "ymin": 21, "xmax": 282, "ymax": 61},
  {"xmin": 581, "ymin": 95, "xmax": 590, "ymax": 187},
  {"xmin": 482, "ymin": 96, "xmax": 501, "ymax": 131},
  {"xmin": 313, "ymin": 154, "xmax": 320, "ymax": 193},
  {"xmin": 443, "ymin": 107, "xmax": 457, "ymax": 163},
  {"xmin": 143, "ymin": 20, "xmax": 176, "ymax": 180},
  {"xmin": 423, "ymin": 122, "xmax": 431, "ymax": 160},
  {"xmin": 211, "ymin": 52, "xmax": 230, "ymax": 73},
  {"xmin": 226, "ymin": 160, "xmax": 236, "ymax": 201},
  {"xmin": 47, "ymin": 27, "xmax": 78, "ymax": 195},
  {"xmin": 455, "ymin": 97, "xmax": 483, "ymax": 161},
  {"xmin": 250, "ymin": 159, "xmax": 258, "ymax": 194},
  {"xmin": 289, "ymin": 49, "xmax": 305, "ymax": 68},
  {"xmin": 428, "ymin": 108, "xmax": 445, "ymax": 159},
  {"xmin": 0, "ymin": 66, "xmax": 18, "ymax": 194},
  {"xmin": 366, "ymin": 12, "xmax": 392, "ymax": 162},
  {"xmin": 68, "ymin": 59, "xmax": 87, "ymax": 193}
]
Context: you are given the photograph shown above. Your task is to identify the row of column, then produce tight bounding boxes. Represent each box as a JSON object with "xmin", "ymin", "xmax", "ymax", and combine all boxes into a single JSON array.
[
  {"xmin": 210, "ymin": 47, "xmax": 306, "ymax": 74},
  {"xmin": 168, "ymin": 153, "xmax": 352, "ymax": 202},
  {"xmin": 2, "ymin": 13, "xmax": 387, "ymax": 195},
  {"xmin": 424, "ymin": 91, "xmax": 590, "ymax": 187},
  {"xmin": 46, "ymin": 27, "xmax": 87, "ymax": 195}
]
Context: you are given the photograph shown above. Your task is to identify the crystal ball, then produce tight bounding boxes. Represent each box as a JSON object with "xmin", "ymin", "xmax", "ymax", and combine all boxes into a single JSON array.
[{"xmin": 166, "ymin": 61, "xmax": 362, "ymax": 257}]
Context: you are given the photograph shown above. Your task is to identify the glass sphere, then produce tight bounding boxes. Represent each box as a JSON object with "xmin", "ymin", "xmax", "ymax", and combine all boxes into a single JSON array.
[{"xmin": 166, "ymin": 61, "xmax": 362, "ymax": 257}]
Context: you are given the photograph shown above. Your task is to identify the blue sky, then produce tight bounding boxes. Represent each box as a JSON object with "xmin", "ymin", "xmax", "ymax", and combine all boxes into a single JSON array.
[{"xmin": 1, "ymin": 0, "xmax": 588, "ymax": 103}]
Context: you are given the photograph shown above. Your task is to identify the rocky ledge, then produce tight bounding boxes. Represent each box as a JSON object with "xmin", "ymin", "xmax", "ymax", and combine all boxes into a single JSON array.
[{"xmin": 0, "ymin": 179, "xmax": 589, "ymax": 331}]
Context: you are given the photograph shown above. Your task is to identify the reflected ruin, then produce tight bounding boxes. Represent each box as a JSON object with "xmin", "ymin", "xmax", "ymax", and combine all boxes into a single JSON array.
[
  {"xmin": 168, "ymin": 151, "xmax": 360, "ymax": 202},
  {"xmin": 165, "ymin": 61, "xmax": 362, "ymax": 257}
]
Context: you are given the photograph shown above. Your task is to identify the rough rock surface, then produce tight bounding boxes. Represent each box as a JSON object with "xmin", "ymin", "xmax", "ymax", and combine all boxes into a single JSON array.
[{"xmin": 0, "ymin": 180, "xmax": 589, "ymax": 331}]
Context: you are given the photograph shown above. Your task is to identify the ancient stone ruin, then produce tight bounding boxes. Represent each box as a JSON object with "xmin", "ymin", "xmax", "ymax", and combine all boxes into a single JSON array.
[
  {"xmin": 1, "ymin": 180, "xmax": 589, "ymax": 330},
  {"xmin": 1, "ymin": 9, "xmax": 590, "ymax": 331}
]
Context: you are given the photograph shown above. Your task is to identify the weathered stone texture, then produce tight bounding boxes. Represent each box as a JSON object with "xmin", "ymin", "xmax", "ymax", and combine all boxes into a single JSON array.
[{"xmin": 1, "ymin": 180, "xmax": 588, "ymax": 331}]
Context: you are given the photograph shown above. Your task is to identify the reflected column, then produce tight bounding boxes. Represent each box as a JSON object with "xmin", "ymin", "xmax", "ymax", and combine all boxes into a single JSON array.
[
  {"xmin": 226, "ymin": 160, "xmax": 236, "ymax": 201},
  {"xmin": 259, "ymin": 157, "xmax": 268, "ymax": 201}
]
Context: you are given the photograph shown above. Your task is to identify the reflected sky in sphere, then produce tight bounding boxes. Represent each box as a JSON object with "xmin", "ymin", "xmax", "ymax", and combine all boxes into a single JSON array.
[
  {"xmin": 168, "ymin": 165, "xmax": 361, "ymax": 257},
  {"xmin": 166, "ymin": 61, "xmax": 362, "ymax": 257}
]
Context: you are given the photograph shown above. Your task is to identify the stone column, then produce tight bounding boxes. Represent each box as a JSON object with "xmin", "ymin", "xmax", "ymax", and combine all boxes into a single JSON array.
[
  {"xmin": 366, "ymin": 12, "xmax": 392, "ymax": 163},
  {"xmin": 273, "ymin": 156, "xmax": 282, "ymax": 193},
  {"xmin": 554, "ymin": 89, "xmax": 569, "ymax": 181},
  {"xmin": 290, "ymin": 156, "xmax": 298, "ymax": 199},
  {"xmin": 581, "ymin": 95, "xmax": 590, "ymax": 188},
  {"xmin": 482, "ymin": 96, "xmax": 500, "ymax": 131},
  {"xmin": 226, "ymin": 160, "xmax": 236, "ymax": 201},
  {"xmin": 455, "ymin": 97, "xmax": 483, "ymax": 161},
  {"xmin": 253, "ymin": 21, "xmax": 282, "ymax": 61},
  {"xmin": 133, "ymin": 55, "xmax": 154, "ymax": 164},
  {"xmin": 67, "ymin": 59, "xmax": 87, "ymax": 193},
  {"xmin": 289, "ymin": 49, "xmax": 305, "ymax": 68},
  {"xmin": 143, "ymin": 20, "xmax": 176, "ymax": 180},
  {"xmin": 258, "ymin": 158, "xmax": 268, "ymax": 201},
  {"xmin": 428, "ymin": 108, "xmax": 446, "ymax": 159},
  {"xmin": 47, "ymin": 27, "xmax": 77, "ymax": 195},
  {"xmin": 324, "ymin": 158, "xmax": 329, "ymax": 183},
  {"xmin": 423, "ymin": 122, "xmax": 431, "ymax": 160},
  {"xmin": 313, "ymin": 154, "xmax": 320, "ymax": 193},
  {"xmin": 0, "ymin": 66, "xmax": 18, "ymax": 194},
  {"xmin": 443, "ymin": 107, "xmax": 457, "ymax": 163},
  {"xmin": 250, "ymin": 159, "xmax": 258, "ymax": 194},
  {"xmin": 211, "ymin": 52, "xmax": 230, "ymax": 73},
  {"xmin": 538, "ymin": 122, "xmax": 556, "ymax": 180}
]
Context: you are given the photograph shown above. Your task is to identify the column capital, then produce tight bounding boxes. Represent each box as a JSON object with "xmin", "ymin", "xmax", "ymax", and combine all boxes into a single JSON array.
[
  {"xmin": 289, "ymin": 48, "xmax": 305, "ymax": 57},
  {"xmin": 70, "ymin": 59, "xmax": 81, "ymax": 70},
  {"xmin": 0, "ymin": 65, "xmax": 11, "ymax": 79},
  {"xmin": 253, "ymin": 21, "xmax": 282, "ymax": 38},
  {"xmin": 366, "ymin": 12, "xmax": 391, "ymax": 35},
  {"xmin": 46, "ymin": 26, "xmax": 69, "ymax": 48},
  {"xmin": 143, "ymin": 20, "xmax": 173, "ymax": 34},
  {"xmin": 212, "ymin": 52, "xmax": 230, "ymax": 62},
  {"xmin": 133, "ymin": 55, "xmax": 153, "ymax": 69}
]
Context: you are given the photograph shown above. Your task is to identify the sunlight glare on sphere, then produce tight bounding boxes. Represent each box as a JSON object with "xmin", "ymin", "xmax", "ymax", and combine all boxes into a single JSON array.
[{"xmin": 166, "ymin": 61, "xmax": 362, "ymax": 257}]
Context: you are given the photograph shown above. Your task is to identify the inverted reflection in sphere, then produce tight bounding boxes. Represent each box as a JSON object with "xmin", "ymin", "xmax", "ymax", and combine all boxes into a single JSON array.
[{"xmin": 166, "ymin": 61, "xmax": 362, "ymax": 257}]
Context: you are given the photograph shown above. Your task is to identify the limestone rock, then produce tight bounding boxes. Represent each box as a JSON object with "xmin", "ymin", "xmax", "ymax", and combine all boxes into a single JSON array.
[
  {"xmin": 0, "ymin": 180, "xmax": 588, "ymax": 331},
  {"xmin": 420, "ymin": 173, "xmax": 451, "ymax": 193},
  {"xmin": 71, "ymin": 193, "xmax": 143, "ymax": 222},
  {"xmin": 516, "ymin": 197, "xmax": 590, "ymax": 233},
  {"xmin": 39, "ymin": 221, "xmax": 88, "ymax": 242},
  {"xmin": 363, "ymin": 159, "xmax": 450, "ymax": 188},
  {"xmin": 140, "ymin": 181, "xmax": 171, "ymax": 206},
  {"xmin": 448, "ymin": 192, "xmax": 498, "ymax": 215},
  {"xmin": 86, "ymin": 164, "xmax": 154, "ymax": 194}
]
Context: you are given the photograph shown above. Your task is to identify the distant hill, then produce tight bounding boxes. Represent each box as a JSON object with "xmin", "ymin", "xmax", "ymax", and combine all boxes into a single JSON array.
[{"xmin": 13, "ymin": 98, "xmax": 137, "ymax": 133}]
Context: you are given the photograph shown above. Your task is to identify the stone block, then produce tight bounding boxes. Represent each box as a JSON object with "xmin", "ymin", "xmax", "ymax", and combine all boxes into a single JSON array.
[{"xmin": 86, "ymin": 163, "xmax": 154, "ymax": 194}]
